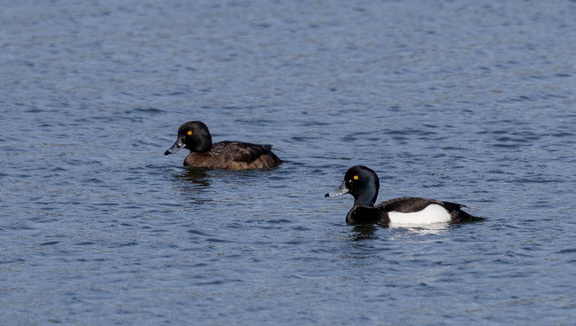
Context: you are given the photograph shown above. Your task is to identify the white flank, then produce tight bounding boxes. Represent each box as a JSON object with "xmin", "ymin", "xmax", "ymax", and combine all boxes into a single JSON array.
[{"xmin": 388, "ymin": 204, "xmax": 451, "ymax": 225}]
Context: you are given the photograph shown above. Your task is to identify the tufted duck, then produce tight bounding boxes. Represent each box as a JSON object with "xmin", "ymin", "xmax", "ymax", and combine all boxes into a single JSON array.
[
  {"xmin": 165, "ymin": 121, "xmax": 282, "ymax": 170},
  {"xmin": 325, "ymin": 165, "xmax": 480, "ymax": 225}
]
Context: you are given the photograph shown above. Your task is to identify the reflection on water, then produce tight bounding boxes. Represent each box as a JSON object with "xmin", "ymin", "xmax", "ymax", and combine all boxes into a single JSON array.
[
  {"xmin": 389, "ymin": 223, "xmax": 451, "ymax": 237},
  {"xmin": 348, "ymin": 219, "xmax": 487, "ymax": 241},
  {"xmin": 173, "ymin": 168, "xmax": 212, "ymax": 205},
  {"xmin": 175, "ymin": 168, "xmax": 210, "ymax": 186},
  {"xmin": 348, "ymin": 223, "xmax": 451, "ymax": 241},
  {"xmin": 349, "ymin": 224, "xmax": 380, "ymax": 241}
]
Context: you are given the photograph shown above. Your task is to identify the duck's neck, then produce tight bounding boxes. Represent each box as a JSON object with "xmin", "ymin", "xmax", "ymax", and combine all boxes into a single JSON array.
[
  {"xmin": 194, "ymin": 140, "xmax": 212, "ymax": 153},
  {"xmin": 188, "ymin": 134, "xmax": 212, "ymax": 153},
  {"xmin": 354, "ymin": 181, "xmax": 379, "ymax": 207}
]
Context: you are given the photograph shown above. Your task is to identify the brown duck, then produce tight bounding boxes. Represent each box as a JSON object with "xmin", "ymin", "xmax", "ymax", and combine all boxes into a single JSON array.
[{"xmin": 165, "ymin": 121, "xmax": 282, "ymax": 170}]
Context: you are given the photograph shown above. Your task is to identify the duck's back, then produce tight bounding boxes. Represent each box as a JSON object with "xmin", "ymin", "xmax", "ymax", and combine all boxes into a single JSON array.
[
  {"xmin": 378, "ymin": 197, "xmax": 459, "ymax": 212},
  {"xmin": 378, "ymin": 197, "xmax": 478, "ymax": 224},
  {"xmin": 346, "ymin": 197, "xmax": 479, "ymax": 225},
  {"xmin": 184, "ymin": 141, "xmax": 282, "ymax": 170}
]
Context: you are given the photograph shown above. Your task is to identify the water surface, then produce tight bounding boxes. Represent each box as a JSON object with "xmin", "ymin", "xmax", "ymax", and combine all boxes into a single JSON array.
[{"xmin": 1, "ymin": 0, "xmax": 576, "ymax": 325}]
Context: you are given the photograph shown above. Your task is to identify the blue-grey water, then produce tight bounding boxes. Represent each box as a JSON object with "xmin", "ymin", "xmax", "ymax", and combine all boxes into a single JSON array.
[{"xmin": 2, "ymin": 0, "xmax": 576, "ymax": 325}]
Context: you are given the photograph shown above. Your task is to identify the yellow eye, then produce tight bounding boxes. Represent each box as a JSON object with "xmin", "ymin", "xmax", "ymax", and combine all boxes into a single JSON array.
[
  {"xmin": 353, "ymin": 175, "xmax": 359, "ymax": 180},
  {"xmin": 187, "ymin": 130, "xmax": 193, "ymax": 136}
]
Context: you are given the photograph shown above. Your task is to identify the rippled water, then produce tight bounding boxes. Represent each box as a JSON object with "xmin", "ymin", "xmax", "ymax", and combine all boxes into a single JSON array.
[{"xmin": 2, "ymin": 0, "xmax": 576, "ymax": 325}]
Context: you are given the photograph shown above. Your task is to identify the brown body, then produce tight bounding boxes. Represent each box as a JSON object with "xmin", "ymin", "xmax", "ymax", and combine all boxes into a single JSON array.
[
  {"xmin": 165, "ymin": 121, "xmax": 282, "ymax": 170},
  {"xmin": 183, "ymin": 141, "xmax": 281, "ymax": 170}
]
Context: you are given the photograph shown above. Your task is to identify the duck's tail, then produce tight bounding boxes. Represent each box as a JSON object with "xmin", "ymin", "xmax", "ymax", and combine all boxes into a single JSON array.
[{"xmin": 450, "ymin": 206, "xmax": 484, "ymax": 223}]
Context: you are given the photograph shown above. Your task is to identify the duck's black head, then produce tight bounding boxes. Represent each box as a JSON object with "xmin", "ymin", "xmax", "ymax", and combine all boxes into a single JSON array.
[
  {"xmin": 165, "ymin": 121, "xmax": 213, "ymax": 155},
  {"xmin": 325, "ymin": 165, "xmax": 380, "ymax": 207}
]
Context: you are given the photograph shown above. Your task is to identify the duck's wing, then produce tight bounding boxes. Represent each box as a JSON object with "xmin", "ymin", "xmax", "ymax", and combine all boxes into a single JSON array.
[
  {"xmin": 210, "ymin": 141, "xmax": 281, "ymax": 169},
  {"xmin": 376, "ymin": 197, "xmax": 465, "ymax": 213},
  {"xmin": 213, "ymin": 141, "xmax": 273, "ymax": 161},
  {"xmin": 377, "ymin": 197, "xmax": 480, "ymax": 223}
]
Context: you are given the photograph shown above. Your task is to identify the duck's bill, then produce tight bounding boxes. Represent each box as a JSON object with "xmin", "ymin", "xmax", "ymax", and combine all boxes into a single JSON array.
[
  {"xmin": 164, "ymin": 137, "xmax": 185, "ymax": 155},
  {"xmin": 324, "ymin": 181, "xmax": 350, "ymax": 198}
]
